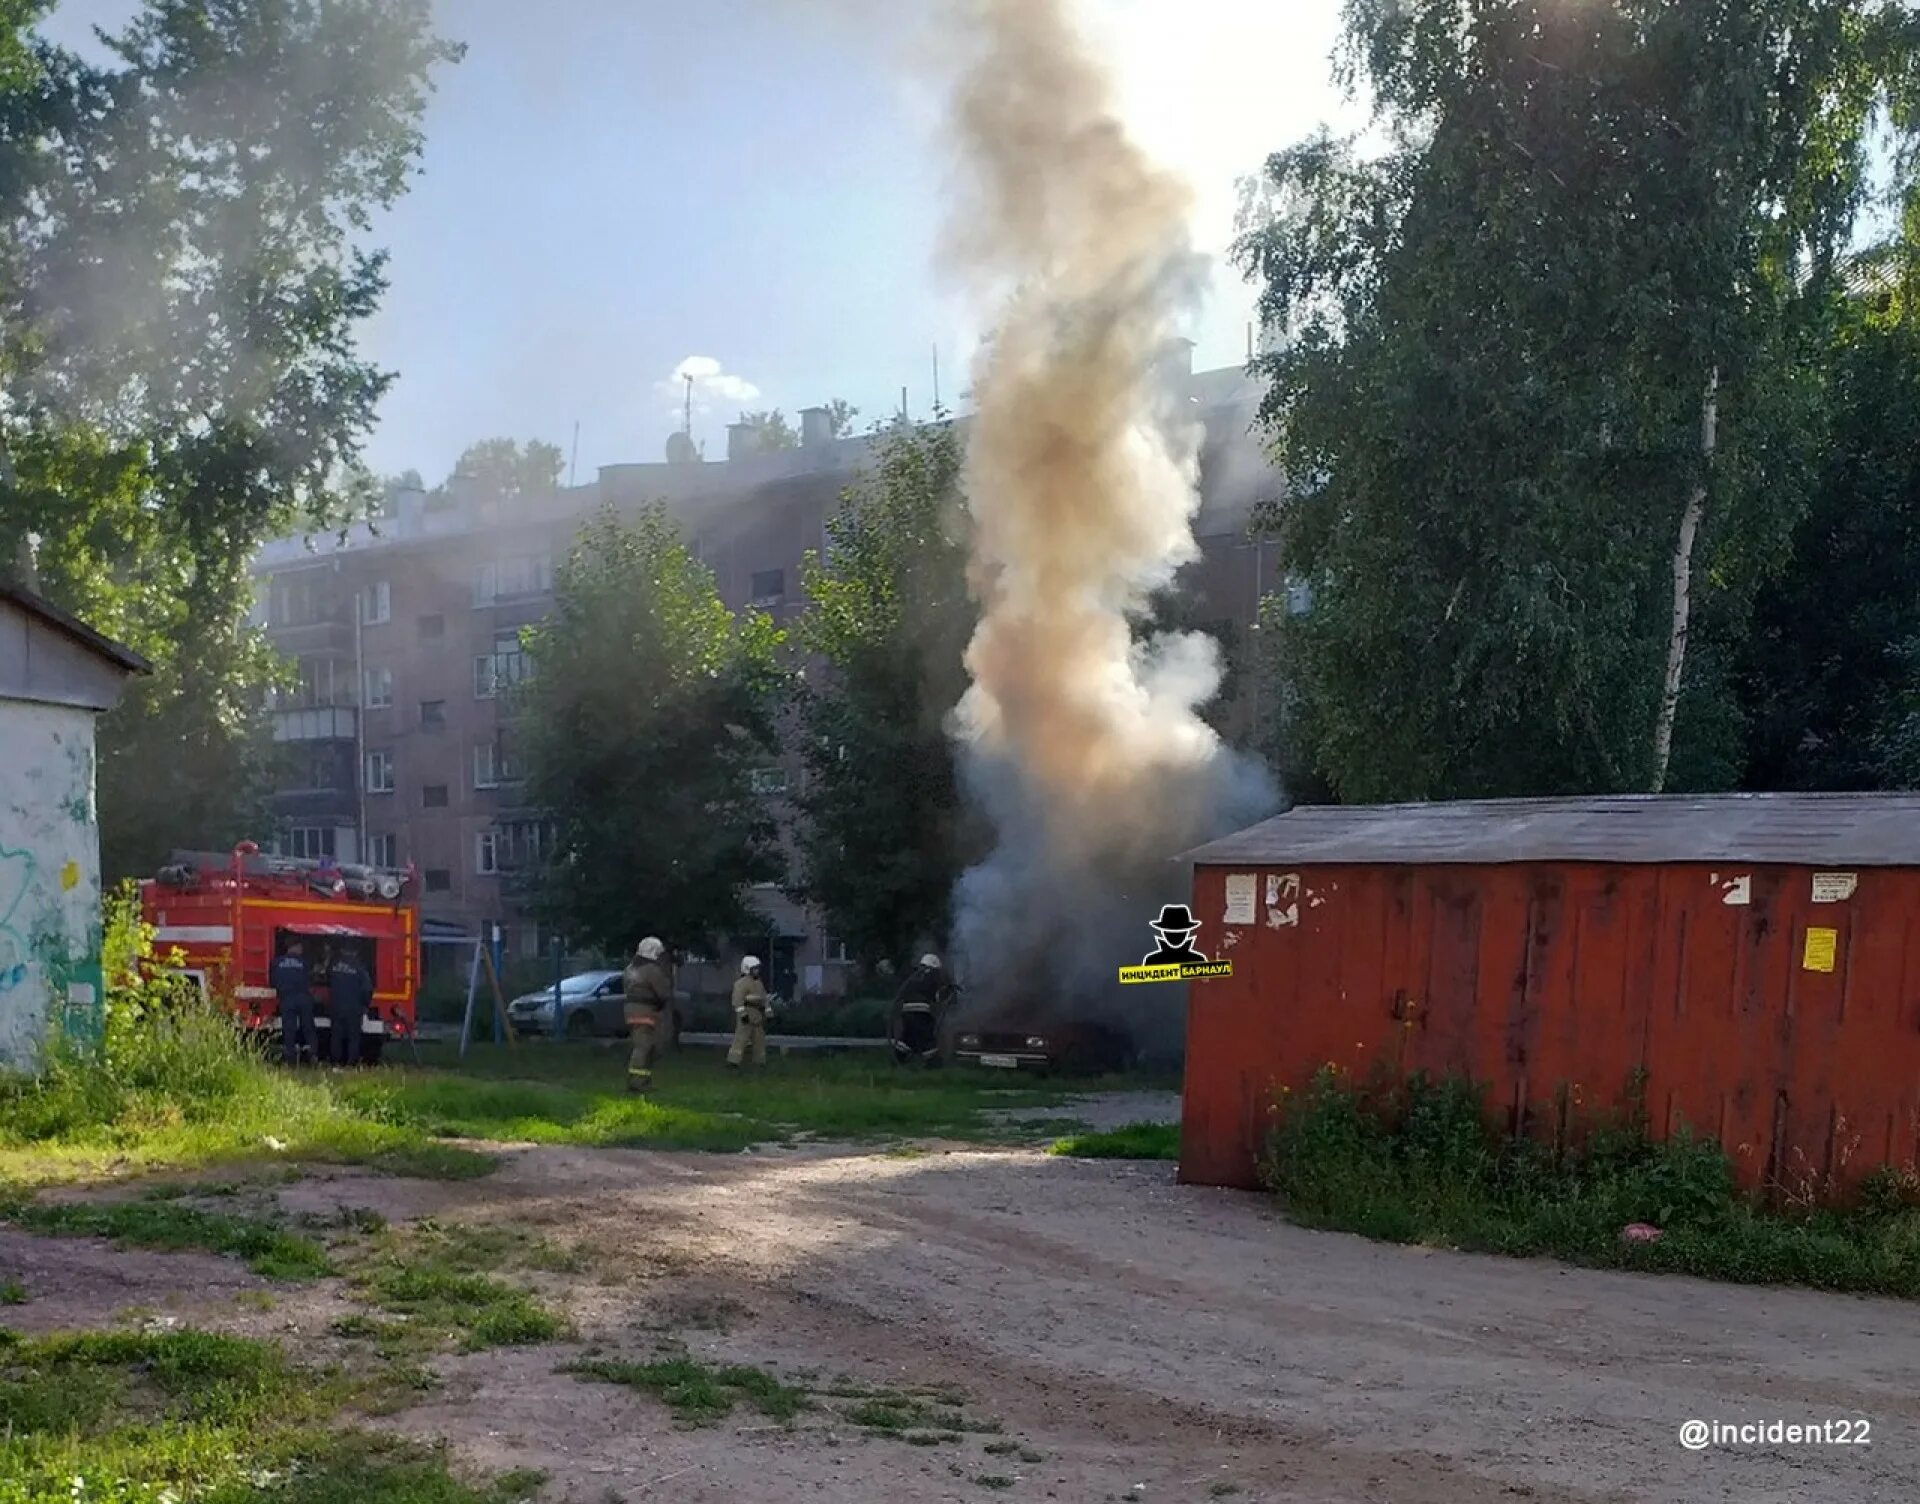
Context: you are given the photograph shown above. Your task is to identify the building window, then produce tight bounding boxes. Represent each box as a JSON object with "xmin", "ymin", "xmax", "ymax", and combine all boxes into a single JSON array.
[
  {"xmin": 472, "ymin": 553, "xmax": 553, "ymax": 607},
  {"xmin": 282, "ymin": 826, "xmax": 335, "ymax": 860},
  {"xmin": 271, "ymin": 572, "xmax": 326, "ymax": 626},
  {"xmin": 423, "ymin": 868, "xmax": 451, "ymax": 893},
  {"xmin": 494, "ymin": 818, "xmax": 549, "ymax": 872},
  {"xmin": 282, "ymin": 657, "xmax": 347, "ymax": 709},
  {"xmin": 363, "ymin": 667, "xmax": 393, "ymax": 708},
  {"xmin": 474, "ymin": 739, "xmax": 522, "ymax": 789},
  {"xmin": 358, "ymin": 580, "xmax": 391, "ymax": 625},
  {"xmin": 749, "ymin": 766, "xmax": 789, "ymax": 796},
  {"xmin": 750, "ymin": 568, "xmax": 785, "ymax": 605},
  {"xmin": 418, "ymin": 614, "xmax": 445, "ymax": 640},
  {"xmin": 476, "ymin": 830, "xmax": 499, "ymax": 875},
  {"xmin": 420, "ymin": 699, "xmax": 445, "ymax": 728},
  {"xmin": 366, "ymin": 832, "xmax": 398, "ymax": 868},
  {"xmin": 474, "ymin": 629, "xmax": 529, "ymax": 699},
  {"xmin": 366, "ymin": 749, "xmax": 394, "ymax": 794},
  {"xmin": 422, "ymin": 783, "xmax": 449, "ymax": 808}
]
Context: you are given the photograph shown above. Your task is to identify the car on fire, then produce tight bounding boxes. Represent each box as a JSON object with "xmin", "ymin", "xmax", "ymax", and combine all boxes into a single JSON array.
[{"xmin": 949, "ymin": 1012, "xmax": 1137, "ymax": 1075}]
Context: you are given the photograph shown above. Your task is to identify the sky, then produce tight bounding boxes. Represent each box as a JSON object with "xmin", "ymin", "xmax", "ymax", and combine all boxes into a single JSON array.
[{"xmin": 38, "ymin": 0, "xmax": 1364, "ymax": 485}]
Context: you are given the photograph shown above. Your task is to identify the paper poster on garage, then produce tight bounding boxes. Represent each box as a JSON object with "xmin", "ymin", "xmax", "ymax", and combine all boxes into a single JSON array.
[
  {"xmin": 1222, "ymin": 873, "xmax": 1257, "ymax": 926},
  {"xmin": 1811, "ymin": 872, "xmax": 1857, "ymax": 904}
]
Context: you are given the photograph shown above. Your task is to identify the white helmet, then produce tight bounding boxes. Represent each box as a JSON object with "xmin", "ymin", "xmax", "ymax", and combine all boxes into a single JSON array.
[
  {"xmin": 636, "ymin": 937, "xmax": 664, "ymax": 961},
  {"xmin": 920, "ymin": 953, "xmax": 941, "ymax": 969},
  {"xmin": 741, "ymin": 955, "xmax": 762, "ymax": 975}
]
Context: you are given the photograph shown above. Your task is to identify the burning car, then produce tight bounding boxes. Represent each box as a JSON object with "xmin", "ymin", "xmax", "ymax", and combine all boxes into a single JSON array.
[{"xmin": 949, "ymin": 1009, "xmax": 1137, "ymax": 1075}]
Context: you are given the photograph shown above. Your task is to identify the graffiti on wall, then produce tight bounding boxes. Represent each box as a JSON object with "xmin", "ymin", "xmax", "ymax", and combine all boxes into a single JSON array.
[{"xmin": 0, "ymin": 845, "xmax": 34, "ymax": 994}]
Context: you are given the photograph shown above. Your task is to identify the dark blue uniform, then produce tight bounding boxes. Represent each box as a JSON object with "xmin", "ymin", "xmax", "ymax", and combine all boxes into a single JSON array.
[
  {"xmin": 328, "ymin": 955, "xmax": 372, "ymax": 1066},
  {"xmin": 271, "ymin": 949, "xmax": 317, "ymax": 1065}
]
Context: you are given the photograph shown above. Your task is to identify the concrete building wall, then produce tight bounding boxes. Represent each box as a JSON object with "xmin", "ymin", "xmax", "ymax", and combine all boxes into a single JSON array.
[{"xmin": 0, "ymin": 698, "xmax": 105, "ymax": 1070}]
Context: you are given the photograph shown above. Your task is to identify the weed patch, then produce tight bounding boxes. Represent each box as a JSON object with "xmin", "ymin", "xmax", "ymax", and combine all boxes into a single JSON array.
[
  {"xmin": 566, "ymin": 1354, "xmax": 808, "ymax": 1425},
  {"xmin": 3, "ymin": 1196, "xmax": 332, "ymax": 1279},
  {"xmin": 1264, "ymin": 1069, "xmax": 1920, "ymax": 1296},
  {"xmin": 1048, "ymin": 1121, "xmax": 1179, "ymax": 1160}
]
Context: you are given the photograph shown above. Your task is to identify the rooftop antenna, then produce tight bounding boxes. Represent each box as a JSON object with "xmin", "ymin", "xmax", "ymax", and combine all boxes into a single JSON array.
[
  {"xmin": 683, "ymin": 374, "xmax": 693, "ymax": 437},
  {"xmin": 900, "ymin": 384, "xmax": 908, "ymax": 422},
  {"xmin": 568, "ymin": 420, "xmax": 580, "ymax": 488},
  {"xmin": 932, "ymin": 344, "xmax": 940, "ymax": 410}
]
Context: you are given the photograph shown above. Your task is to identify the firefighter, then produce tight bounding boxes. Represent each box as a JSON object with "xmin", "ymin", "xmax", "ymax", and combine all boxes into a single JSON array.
[
  {"xmin": 622, "ymin": 936, "xmax": 673, "ymax": 1093},
  {"xmin": 328, "ymin": 947, "xmax": 373, "ymax": 1067},
  {"xmin": 890, "ymin": 952, "xmax": 949, "ymax": 1065},
  {"xmin": 271, "ymin": 938, "xmax": 317, "ymax": 1067},
  {"xmin": 727, "ymin": 955, "xmax": 774, "ymax": 1069}
]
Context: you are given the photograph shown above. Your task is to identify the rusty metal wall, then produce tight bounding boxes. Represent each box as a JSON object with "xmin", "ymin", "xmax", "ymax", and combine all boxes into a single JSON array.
[{"xmin": 1180, "ymin": 860, "xmax": 1920, "ymax": 1194}]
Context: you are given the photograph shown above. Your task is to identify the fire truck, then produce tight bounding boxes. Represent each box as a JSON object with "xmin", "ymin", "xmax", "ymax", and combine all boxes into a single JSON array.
[{"xmin": 138, "ymin": 841, "xmax": 420, "ymax": 1060}]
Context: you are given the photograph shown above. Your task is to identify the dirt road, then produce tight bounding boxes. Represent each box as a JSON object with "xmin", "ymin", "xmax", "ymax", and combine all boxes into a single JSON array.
[
  {"xmin": 15, "ymin": 1141, "xmax": 1919, "ymax": 1501},
  {"xmin": 275, "ymin": 1143, "xmax": 1917, "ymax": 1503}
]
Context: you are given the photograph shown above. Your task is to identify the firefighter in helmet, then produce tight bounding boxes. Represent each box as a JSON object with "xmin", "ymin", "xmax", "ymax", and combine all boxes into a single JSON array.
[
  {"xmin": 622, "ymin": 936, "xmax": 672, "ymax": 1093},
  {"xmin": 890, "ymin": 952, "xmax": 951, "ymax": 1065},
  {"xmin": 727, "ymin": 955, "xmax": 774, "ymax": 1069}
]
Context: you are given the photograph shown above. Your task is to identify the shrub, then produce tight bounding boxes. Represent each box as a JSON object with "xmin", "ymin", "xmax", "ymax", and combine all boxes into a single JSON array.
[{"xmin": 1260, "ymin": 1067, "xmax": 1920, "ymax": 1296}]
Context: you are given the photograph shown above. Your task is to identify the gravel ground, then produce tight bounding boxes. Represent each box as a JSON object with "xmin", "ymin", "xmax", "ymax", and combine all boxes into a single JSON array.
[{"xmin": 8, "ymin": 1142, "xmax": 1917, "ymax": 1503}]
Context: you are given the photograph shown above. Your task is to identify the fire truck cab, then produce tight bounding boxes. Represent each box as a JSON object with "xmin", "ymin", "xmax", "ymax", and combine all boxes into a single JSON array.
[{"xmin": 138, "ymin": 842, "xmax": 419, "ymax": 1061}]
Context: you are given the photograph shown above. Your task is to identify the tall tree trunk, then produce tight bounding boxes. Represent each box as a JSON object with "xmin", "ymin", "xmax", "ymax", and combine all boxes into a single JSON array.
[{"xmin": 1651, "ymin": 369, "xmax": 1719, "ymax": 792}]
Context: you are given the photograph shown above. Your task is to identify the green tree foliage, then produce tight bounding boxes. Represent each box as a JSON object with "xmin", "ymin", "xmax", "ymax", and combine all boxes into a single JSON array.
[
  {"xmin": 0, "ymin": 0, "xmax": 460, "ymax": 875},
  {"xmin": 1236, "ymin": 0, "xmax": 1913, "ymax": 802},
  {"xmin": 794, "ymin": 419, "xmax": 974, "ymax": 970},
  {"xmin": 450, "ymin": 436, "xmax": 565, "ymax": 499},
  {"xmin": 516, "ymin": 506, "xmax": 786, "ymax": 954},
  {"xmin": 738, "ymin": 409, "xmax": 799, "ymax": 450},
  {"xmin": 1741, "ymin": 248, "xmax": 1920, "ymax": 787},
  {"xmin": 822, "ymin": 398, "xmax": 859, "ymax": 439}
]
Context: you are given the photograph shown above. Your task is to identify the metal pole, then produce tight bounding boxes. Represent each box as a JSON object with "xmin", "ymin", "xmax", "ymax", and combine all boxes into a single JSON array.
[
  {"xmin": 459, "ymin": 938, "xmax": 481, "ymax": 1060},
  {"xmin": 551, "ymin": 931, "xmax": 564, "ymax": 1038},
  {"xmin": 568, "ymin": 421, "xmax": 580, "ymax": 489},
  {"xmin": 932, "ymin": 344, "xmax": 940, "ymax": 410},
  {"xmin": 490, "ymin": 922, "xmax": 505, "ymax": 1045},
  {"xmin": 354, "ymin": 602, "xmax": 367, "ymax": 864}
]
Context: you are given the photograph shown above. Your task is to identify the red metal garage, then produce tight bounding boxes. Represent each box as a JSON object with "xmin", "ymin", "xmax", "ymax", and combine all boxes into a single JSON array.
[{"xmin": 1179, "ymin": 793, "xmax": 1920, "ymax": 1196}]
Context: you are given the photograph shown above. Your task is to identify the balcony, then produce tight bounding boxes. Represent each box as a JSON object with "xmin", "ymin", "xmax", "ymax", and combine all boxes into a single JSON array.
[
  {"xmin": 272, "ymin": 706, "xmax": 358, "ymax": 743},
  {"xmin": 263, "ymin": 617, "xmax": 355, "ymax": 654}
]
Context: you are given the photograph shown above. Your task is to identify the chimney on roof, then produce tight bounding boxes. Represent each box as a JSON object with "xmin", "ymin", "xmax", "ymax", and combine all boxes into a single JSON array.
[
  {"xmin": 726, "ymin": 421, "xmax": 757, "ymax": 462},
  {"xmin": 800, "ymin": 406, "xmax": 834, "ymax": 448}
]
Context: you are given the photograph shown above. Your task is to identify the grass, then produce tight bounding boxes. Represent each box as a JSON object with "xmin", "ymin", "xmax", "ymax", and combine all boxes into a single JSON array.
[
  {"xmin": 332, "ymin": 1218, "xmax": 571, "ymax": 1354},
  {"xmin": 0, "ymin": 1326, "xmax": 541, "ymax": 1504},
  {"xmin": 0, "ymin": 1279, "xmax": 23, "ymax": 1305},
  {"xmin": 565, "ymin": 1354, "xmax": 810, "ymax": 1425},
  {"xmin": 1264, "ymin": 1068, "xmax": 1920, "ymax": 1297},
  {"xmin": 1, "ymin": 1197, "xmax": 332, "ymax": 1279},
  {"xmin": 1048, "ymin": 1121, "xmax": 1179, "ymax": 1160},
  {"xmin": 0, "ymin": 1006, "xmax": 496, "ymax": 1189},
  {"xmin": 373, "ymin": 1042, "xmax": 1134, "ymax": 1148}
]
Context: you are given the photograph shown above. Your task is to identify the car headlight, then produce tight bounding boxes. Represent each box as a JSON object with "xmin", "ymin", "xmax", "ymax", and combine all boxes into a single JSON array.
[
  {"xmin": 959, "ymin": 1034, "xmax": 980, "ymax": 1048},
  {"xmin": 1025, "ymin": 1035, "xmax": 1047, "ymax": 1050}
]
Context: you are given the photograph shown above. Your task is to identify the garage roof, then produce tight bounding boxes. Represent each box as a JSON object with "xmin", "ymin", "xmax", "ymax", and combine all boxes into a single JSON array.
[{"xmin": 1185, "ymin": 793, "xmax": 1920, "ymax": 869}]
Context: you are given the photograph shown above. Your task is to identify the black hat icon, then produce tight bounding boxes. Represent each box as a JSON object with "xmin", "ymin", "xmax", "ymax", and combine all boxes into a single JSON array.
[{"xmin": 1151, "ymin": 904, "xmax": 1198, "ymax": 934}]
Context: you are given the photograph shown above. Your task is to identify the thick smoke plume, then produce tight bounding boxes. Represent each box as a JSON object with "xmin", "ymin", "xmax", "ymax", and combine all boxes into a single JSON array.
[{"xmin": 943, "ymin": 0, "xmax": 1275, "ymax": 1046}]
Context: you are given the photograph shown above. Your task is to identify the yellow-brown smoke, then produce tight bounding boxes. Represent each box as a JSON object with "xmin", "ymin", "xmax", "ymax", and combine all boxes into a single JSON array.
[{"xmin": 944, "ymin": 0, "xmax": 1273, "ymax": 1012}]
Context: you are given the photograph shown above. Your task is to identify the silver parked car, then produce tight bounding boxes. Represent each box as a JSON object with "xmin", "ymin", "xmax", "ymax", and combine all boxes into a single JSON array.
[{"xmin": 501, "ymin": 969, "xmax": 623, "ymax": 1036}]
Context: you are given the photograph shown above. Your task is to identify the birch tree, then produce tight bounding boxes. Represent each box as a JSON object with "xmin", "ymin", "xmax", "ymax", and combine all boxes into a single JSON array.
[{"xmin": 1237, "ymin": 0, "xmax": 1913, "ymax": 801}]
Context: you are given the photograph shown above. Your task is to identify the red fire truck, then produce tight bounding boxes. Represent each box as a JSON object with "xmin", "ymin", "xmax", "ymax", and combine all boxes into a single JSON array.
[{"xmin": 138, "ymin": 842, "xmax": 420, "ymax": 1060}]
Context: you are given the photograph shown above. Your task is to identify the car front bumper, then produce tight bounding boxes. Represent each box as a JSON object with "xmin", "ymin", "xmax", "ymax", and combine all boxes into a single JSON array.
[{"xmin": 954, "ymin": 1047, "xmax": 1053, "ymax": 1071}]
